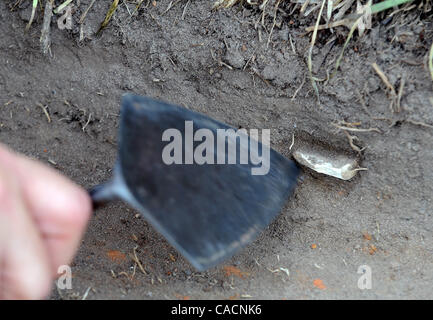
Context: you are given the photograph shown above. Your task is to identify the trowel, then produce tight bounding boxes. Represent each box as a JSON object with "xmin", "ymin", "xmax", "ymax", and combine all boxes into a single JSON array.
[{"xmin": 89, "ymin": 94, "xmax": 299, "ymax": 271}]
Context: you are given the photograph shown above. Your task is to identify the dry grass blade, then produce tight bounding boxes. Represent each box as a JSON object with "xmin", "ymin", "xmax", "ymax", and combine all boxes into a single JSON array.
[
  {"xmin": 329, "ymin": 15, "xmax": 361, "ymax": 79},
  {"xmin": 213, "ymin": 0, "xmax": 239, "ymax": 9},
  {"xmin": 130, "ymin": 246, "xmax": 147, "ymax": 275},
  {"xmin": 356, "ymin": 0, "xmax": 372, "ymax": 36},
  {"xmin": 343, "ymin": 130, "xmax": 365, "ymax": 152},
  {"xmin": 334, "ymin": 0, "xmax": 356, "ymax": 20},
  {"xmin": 162, "ymin": 0, "xmax": 182, "ymax": 15},
  {"xmin": 305, "ymin": 18, "xmax": 350, "ymax": 32},
  {"xmin": 308, "ymin": 0, "xmax": 327, "ymax": 106},
  {"xmin": 405, "ymin": 119, "xmax": 433, "ymax": 129},
  {"xmin": 396, "ymin": 77, "xmax": 405, "ymax": 112},
  {"xmin": 81, "ymin": 287, "xmax": 91, "ymax": 300},
  {"xmin": 37, "ymin": 103, "xmax": 51, "ymax": 123},
  {"xmin": 429, "ymin": 41, "xmax": 433, "ymax": 82},
  {"xmin": 26, "ymin": 0, "xmax": 38, "ymax": 30},
  {"xmin": 267, "ymin": 0, "xmax": 281, "ymax": 48},
  {"xmin": 80, "ymin": 0, "xmax": 97, "ymax": 24},
  {"xmin": 97, "ymin": 0, "xmax": 119, "ymax": 35},
  {"xmin": 327, "ymin": 0, "xmax": 333, "ymax": 21},
  {"xmin": 122, "ymin": 0, "xmax": 144, "ymax": 25},
  {"xmin": 305, "ymin": 0, "xmax": 415, "ymax": 81},
  {"xmin": 300, "ymin": 0, "xmax": 312, "ymax": 14},
  {"xmin": 307, "ymin": 0, "xmax": 413, "ymax": 32},
  {"xmin": 40, "ymin": 0, "xmax": 54, "ymax": 55},
  {"xmin": 372, "ymin": 62, "xmax": 396, "ymax": 96},
  {"xmin": 333, "ymin": 122, "xmax": 381, "ymax": 133},
  {"xmin": 326, "ymin": 0, "xmax": 371, "ymax": 79}
]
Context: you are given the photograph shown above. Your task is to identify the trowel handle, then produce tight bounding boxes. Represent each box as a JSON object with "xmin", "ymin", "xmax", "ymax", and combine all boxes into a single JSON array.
[{"xmin": 88, "ymin": 182, "xmax": 116, "ymax": 210}]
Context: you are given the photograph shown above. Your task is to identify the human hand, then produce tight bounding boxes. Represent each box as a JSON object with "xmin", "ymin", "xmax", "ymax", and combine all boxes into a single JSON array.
[{"xmin": 0, "ymin": 144, "xmax": 92, "ymax": 299}]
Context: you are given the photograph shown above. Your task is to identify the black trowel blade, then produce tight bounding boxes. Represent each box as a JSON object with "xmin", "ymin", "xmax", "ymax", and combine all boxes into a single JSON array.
[{"xmin": 103, "ymin": 94, "xmax": 299, "ymax": 271}]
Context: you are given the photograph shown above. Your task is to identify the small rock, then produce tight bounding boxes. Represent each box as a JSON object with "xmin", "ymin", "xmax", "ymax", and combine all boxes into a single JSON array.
[
  {"xmin": 279, "ymin": 28, "xmax": 289, "ymax": 41},
  {"xmin": 367, "ymin": 77, "xmax": 380, "ymax": 92},
  {"xmin": 403, "ymin": 91, "xmax": 433, "ymax": 123},
  {"xmin": 19, "ymin": 6, "xmax": 33, "ymax": 22},
  {"xmin": 224, "ymin": 49, "xmax": 245, "ymax": 69},
  {"xmin": 262, "ymin": 65, "xmax": 277, "ymax": 80},
  {"xmin": 293, "ymin": 146, "xmax": 365, "ymax": 180}
]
